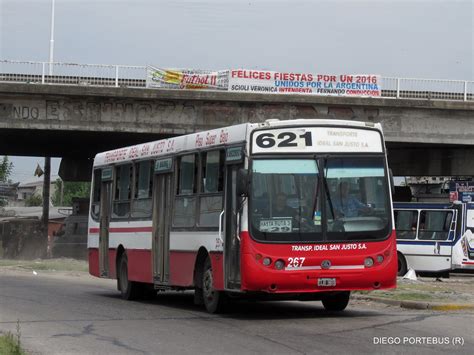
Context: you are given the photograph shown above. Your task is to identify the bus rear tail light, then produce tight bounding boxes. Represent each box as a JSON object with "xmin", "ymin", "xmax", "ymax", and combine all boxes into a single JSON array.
[{"xmin": 364, "ymin": 257, "xmax": 374, "ymax": 268}]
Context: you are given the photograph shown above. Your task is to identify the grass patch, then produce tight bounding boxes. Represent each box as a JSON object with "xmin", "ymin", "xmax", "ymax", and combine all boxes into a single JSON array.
[
  {"xmin": 0, "ymin": 258, "xmax": 88, "ymax": 272},
  {"xmin": 370, "ymin": 291, "xmax": 442, "ymax": 301},
  {"xmin": 354, "ymin": 279, "xmax": 467, "ymax": 303},
  {"xmin": 396, "ymin": 283, "xmax": 441, "ymax": 292},
  {"xmin": 0, "ymin": 333, "xmax": 25, "ymax": 355},
  {"xmin": 0, "ymin": 321, "xmax": 26, "ymax": 355}
]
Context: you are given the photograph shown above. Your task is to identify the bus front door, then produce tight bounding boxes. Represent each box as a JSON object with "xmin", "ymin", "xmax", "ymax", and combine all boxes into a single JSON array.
[
  {"xmin": 224, "ymin": 163, "xmax": 241, "ymax": 290},
  {"xmin": 99, "ymin": 180, "xmax": 112, "ymax": 278},
  {"xmin": 152, "ymin": 172, "xmax": 172, "ymax": 285},
  {"xmin": 416, "ymin": 209, "xmax": 457, "ymax": 272}
]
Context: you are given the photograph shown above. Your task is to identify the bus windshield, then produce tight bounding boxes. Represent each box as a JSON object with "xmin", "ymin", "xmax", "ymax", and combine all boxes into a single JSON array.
[{"xmin": 249, "ymin": 157, "xmax": 391, "ymax": 243}]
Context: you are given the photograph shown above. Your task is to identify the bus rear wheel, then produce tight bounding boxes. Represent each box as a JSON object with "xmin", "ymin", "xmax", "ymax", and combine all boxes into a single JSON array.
[
  {"xmin": 397, "ymin": 252, "xmax": 408, "ymax": 277},
  {"xmin": 322, "ymin": 292, "xmax": 350, "ymax": 311},
  {"xmin": 202, "ymin": 257, "xmax": 227, "ymax": 313},
  {"xmin": 118, "ymin": 253, "xmax": 141, "ymax": 300}
]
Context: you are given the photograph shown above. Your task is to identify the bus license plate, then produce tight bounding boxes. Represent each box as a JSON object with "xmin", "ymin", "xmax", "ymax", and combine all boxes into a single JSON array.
[{"xmin": 318, "ymin": 278, "xmax": 336, "ymax": 287}]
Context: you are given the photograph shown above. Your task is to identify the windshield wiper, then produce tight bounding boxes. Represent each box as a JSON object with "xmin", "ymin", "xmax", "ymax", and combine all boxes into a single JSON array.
[
  {"xmin": 294, "ymin": 173, "xmax": 304, "ymax": 241},
  {"xmin": 310, "ymin": 160, "xmax": 321, "ymax": 224},
  {"xmin": 323, "ymin": 157, "xmax": 337, "ymax": 220},
  {"xmin": 322, "ymin": 157, "xmax": 346, "ymax": 234}
]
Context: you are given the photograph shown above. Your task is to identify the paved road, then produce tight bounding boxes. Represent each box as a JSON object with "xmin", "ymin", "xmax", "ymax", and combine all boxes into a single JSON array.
[{"xmin": 0, "ymin": 269, "xmax": 472, "ymax": 354}]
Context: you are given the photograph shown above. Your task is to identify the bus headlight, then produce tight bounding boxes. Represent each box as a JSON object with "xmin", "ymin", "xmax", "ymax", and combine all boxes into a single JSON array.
[
  {"xmin": 274, "ymin": 259, "xmax": 285, "ymax": 270},
  {"xmin": 364, "ymin": 257, "xmax": 374, "ymax": 268},
  {"xmin": 376, "ymin": 255, "xmax": 384, "ymax": 263},
  {"xmin": 262, "ymin": 257, "xmax": 272, "ymax": 266}
]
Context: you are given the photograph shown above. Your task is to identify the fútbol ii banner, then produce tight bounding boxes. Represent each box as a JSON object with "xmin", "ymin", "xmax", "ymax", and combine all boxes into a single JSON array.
[{"xmin": 147, "ymin": 66, "xmax": 229, "ymax": 90}]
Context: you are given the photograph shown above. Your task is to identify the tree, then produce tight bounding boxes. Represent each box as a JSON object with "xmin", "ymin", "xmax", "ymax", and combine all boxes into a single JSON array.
[
  {"xmin": 0, "ymin": 156, "xmax": 13, "ymax": 183},
  {"xmin": 25, "ymin": 194, "xmax": 43, "ymax": 206},
  {"xmin": 52, "ymin": 179, "xmax": 91, "ymax": 206}
]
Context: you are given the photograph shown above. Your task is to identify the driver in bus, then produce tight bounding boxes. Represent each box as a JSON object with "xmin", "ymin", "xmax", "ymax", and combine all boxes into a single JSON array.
[
  {"xmin": 272, "ymin": 192, "xmax": 311, "ymax": 229},
  {"xmin": 273, "ymin": 192, "xmax": 298, "ymax": 218},
  {"xmin": 254, "ymin": 193, "xmax": 308, "ymax": 231},
  {"xmin": 333, "ymin": 181, "xmax": 372, "ymax": 218}
]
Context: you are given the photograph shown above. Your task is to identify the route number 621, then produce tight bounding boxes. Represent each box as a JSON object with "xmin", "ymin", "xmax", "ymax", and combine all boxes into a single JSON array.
[{"xmin": 255, "ymin": 131, "xmax": 313, "ymax": 148}]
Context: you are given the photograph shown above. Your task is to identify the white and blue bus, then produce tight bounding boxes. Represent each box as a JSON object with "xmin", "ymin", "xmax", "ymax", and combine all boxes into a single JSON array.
[{"xmin": 394, "ymin": 181, "xmax": 474, "ymax": 276}]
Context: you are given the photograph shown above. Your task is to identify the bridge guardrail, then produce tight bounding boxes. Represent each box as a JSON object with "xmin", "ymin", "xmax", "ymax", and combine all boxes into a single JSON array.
[
  {"xmin": 0, "ymin": 60, "xmax": 146, "ymax": 88},
  {"xmin": 0, "ymin": 60, "xmax": 472, "ymax": 102}
]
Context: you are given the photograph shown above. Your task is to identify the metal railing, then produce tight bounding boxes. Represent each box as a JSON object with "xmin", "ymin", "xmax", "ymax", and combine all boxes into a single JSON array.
[
  {"xmin": 0, "ymin": 60, "xmax": 473, "ymax": 101},
  {"xmin": 381, "ymin": 77, "xmax": 472, "ymax": 101},
  {"xmin": 0, "ymin": 60, "xmax": 146, "ymax": 88}
]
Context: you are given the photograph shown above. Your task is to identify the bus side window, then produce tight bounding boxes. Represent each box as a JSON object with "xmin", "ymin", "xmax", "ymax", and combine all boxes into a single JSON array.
[
  {"xmin": 418, "ymin": 211, "xmax": 452, "ymax": 240},
  {"xmin": 177, "ymin": 154, "xmax": 198, "ymax": 195},
  {"xmin": 131, "ymin": 160, "xmax": 153, "ymax": 218},
  {"xmin": 173, "ymin": 154, "xmax": 198, "ymax": 228},
  {"xmin": 395, "ymin": 210, "xmax": 417, "ymax": 240},
  {"xmin": 199, "ymin": 150, "xmax": 225, "ymax": 227},
  {"xmin": 113, "ymin": 164, "xmax": 132, "ymax": 219},
  {"xmin": 91, "ymin": 169, "xmax": 101, "ymax": 220}
]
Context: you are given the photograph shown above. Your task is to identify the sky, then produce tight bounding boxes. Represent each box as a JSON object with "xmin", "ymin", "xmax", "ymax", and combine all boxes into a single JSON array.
[
  {"xmin": 0, "ymin": 0, "xmax": 473, "ymax": 182},
  {"xmin": 2, "ymin": 156, "xmax": 61, "ymax": 184}
]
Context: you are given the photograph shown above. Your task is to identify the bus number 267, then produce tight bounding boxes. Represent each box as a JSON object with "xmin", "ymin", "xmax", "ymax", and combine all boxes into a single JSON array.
[{"xmin": 287, "ymin": 257, "xmax": 305, "ymax": 268}]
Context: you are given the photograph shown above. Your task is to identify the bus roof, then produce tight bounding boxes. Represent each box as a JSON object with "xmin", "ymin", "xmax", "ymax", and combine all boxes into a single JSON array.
[{"xmin": 93, "ymin": 119, "xmax": 383, "ymax": 167}]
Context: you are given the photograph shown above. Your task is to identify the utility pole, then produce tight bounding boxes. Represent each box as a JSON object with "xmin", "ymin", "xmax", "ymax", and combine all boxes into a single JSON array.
[
  {"xmin": 42, "ymin": 157, "xmax": 51, "ymax": 257},
  {"xmin": 49, "ymin": 0, "xmax": 56, "ymax": 75},
  {"xmin": 60, "ymin": 178, "xmax": 64, "ymax": 206}
]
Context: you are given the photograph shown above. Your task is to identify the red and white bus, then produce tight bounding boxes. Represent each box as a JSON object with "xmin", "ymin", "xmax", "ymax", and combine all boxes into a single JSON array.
[{"xmin": 88, "ymin": 119, "xmax": 397, "ymax": 312}]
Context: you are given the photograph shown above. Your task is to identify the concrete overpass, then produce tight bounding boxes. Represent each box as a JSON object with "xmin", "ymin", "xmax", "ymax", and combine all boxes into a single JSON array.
[{"xmin": 0, "ymin": 81, "xmax": 473, "ymax": 180}]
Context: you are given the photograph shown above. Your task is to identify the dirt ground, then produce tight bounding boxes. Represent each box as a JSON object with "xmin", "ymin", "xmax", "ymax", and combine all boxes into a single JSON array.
[{"xmin": 0, "ymin": 258, "xmax": 88, "ymax": 273}]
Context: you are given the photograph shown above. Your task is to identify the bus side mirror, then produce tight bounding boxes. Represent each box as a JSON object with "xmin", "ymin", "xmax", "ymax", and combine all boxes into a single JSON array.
[
  {"xmin": 237, "ymin": 168, "xmax": 249, "ymax": 197},
  {"xmin": 389, "ymin": 168, "xmax": 395, "ymax": 197}
]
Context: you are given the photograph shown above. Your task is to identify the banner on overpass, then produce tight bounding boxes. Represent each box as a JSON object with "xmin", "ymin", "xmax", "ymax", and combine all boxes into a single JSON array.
[
  {"xmin": 147, "ymin": 66, "xmax": 381, "ymax": 97},
  {"xmin": 146, "ymin": 66, "xmax": 229, "ymax": 90},
  {"xmin": 228, "ymin": 70, "xmax": 382, "ymax": 97}
]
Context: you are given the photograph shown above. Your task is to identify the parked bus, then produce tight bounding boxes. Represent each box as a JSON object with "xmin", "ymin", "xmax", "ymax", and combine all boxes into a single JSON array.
[
  {"xmin": 88, "ymin": 119, "xmax": 397, "ymax": 313},
  {"xmin": 394, "ymin": 181, "xmax": 474, "ymax": 276}
]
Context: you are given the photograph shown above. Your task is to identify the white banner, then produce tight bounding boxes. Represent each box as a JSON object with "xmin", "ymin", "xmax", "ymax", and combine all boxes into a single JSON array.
[{"xmin": 228, "ymin": 69, "xmax": 381, "ymax": 97}]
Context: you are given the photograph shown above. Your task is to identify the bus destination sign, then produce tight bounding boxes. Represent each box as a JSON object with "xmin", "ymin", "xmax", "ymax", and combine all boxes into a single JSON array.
[{"xmin": 252, "ymin": 127, "xmax": 383, "ymax": 154}]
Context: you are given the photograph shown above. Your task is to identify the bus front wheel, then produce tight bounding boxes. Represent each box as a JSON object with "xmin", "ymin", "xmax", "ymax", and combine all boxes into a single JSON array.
[
  {"xmin": 322, "ymin": 292, "xmax": 350, "ymax": 311},
  {"xmin": 201, "ymin": 257, "xmax": 227, "ymax": 313},
  {"xmin": 397, "ymin": 252, "xmax": 408, "ymax": 277}
]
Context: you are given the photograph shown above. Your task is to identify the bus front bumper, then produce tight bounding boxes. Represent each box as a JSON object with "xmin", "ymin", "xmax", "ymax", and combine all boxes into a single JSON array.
[{"xmin": 240, "ymin": 254, "xmax": 397, "ymax": 294}]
